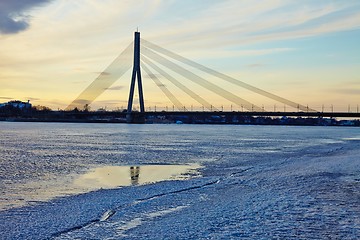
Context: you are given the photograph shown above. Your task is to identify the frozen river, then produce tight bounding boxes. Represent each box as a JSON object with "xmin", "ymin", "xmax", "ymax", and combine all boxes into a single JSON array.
[{"xmin": 0, "ymin": 122, "xmax": 359, "ymax": 239}]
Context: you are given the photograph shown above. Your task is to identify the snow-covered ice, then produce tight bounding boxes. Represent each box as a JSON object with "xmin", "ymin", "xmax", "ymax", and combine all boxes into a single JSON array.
[{"xmin": 0, "ymin": 123, "xmax": 359, "ymax": 239}]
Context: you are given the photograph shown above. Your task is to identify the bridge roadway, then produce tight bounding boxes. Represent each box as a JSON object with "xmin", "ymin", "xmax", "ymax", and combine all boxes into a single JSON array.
[
  {"xmin": 135, "ymin": 111, "xmax": 360, "ymax": 118},
  {"xmin": 49, "ymin": 111, "xmax": 360, "ymax": 120},
  {"xmin": 51, "ymin": 111, "xmax": 360, "ymax": 120}
]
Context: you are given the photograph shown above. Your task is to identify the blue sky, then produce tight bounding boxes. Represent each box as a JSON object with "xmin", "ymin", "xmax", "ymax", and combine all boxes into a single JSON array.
[{"xmin": 0, "ymin": 0, "xmax": 359, "ymax": 111}]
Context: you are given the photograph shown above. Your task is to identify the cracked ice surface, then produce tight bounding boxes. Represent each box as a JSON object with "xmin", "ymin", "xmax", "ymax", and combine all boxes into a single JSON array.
[{"xmin": 0, "ymin": 123, "xmax": 359, "ymax": 239}]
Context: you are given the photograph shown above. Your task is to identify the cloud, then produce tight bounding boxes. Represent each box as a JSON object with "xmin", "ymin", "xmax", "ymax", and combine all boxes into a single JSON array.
[
  {"xmin": 177, "ymin": 47, "xmax": 295, "ymax": 60},
  {"xmin": 246, "ymin": 63, "xmax": 266, "ymax": 69},
  {"xmin": 341, "ymin": 80, "xmax": 360, "ymax": 86},
  {"xmin": 26, "ymin": 97, "xmax": 40, "ymax": 101},
  {"xmin": 0, "ymin": 96, "xmax": 13, "ymax": 100},
  {"xmin": 236, "ymin": 48, "xmax": 295, "ymax": 57},
  {"xmin": 0, "ymin": 0, "xmax": 52, "ymax": 34},
  {"xmin": 335, "ymin": 88, "xmax": 360, "ymax": 95},
  {"xmin": 145, "ymin": 1, "xmax": 360, "ymax": 50}
]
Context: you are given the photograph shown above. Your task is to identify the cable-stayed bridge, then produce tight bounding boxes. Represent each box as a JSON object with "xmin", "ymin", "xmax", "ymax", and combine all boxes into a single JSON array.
[{"xmin": 66, "ymin": 32, "xmax": 359, "ymax": 123}]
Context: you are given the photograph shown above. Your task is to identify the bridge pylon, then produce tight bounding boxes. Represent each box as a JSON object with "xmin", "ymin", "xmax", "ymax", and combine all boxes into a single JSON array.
[{"xmin": 126, "ymin": 31, "xmax": 145, "ymax": 123}]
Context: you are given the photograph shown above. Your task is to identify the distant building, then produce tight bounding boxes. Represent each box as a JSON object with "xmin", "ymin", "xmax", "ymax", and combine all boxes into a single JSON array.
[{"xmin": 0, "ymin": 100, "xmax": 32, "ymax": 109}]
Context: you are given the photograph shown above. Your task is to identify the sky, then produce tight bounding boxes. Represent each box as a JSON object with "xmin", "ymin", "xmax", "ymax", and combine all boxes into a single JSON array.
[{"xmin": 0, "ymin": 0, "xmax": 359, "ymax": 112}]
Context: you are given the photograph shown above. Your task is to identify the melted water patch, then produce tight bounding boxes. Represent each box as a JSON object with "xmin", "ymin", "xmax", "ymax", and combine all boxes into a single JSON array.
[
  {"xmin": 0, "ymin": 164, "xmax": 201, "ymax": 211},
  {"xmin": 74, "ymin": 164, "xmax": 202, "ymax": 189}
]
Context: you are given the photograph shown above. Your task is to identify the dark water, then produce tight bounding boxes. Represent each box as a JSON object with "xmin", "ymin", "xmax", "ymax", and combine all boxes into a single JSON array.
[{"xmin": 0, "ymin": 122, "xmax": 359, "ymax": 239}]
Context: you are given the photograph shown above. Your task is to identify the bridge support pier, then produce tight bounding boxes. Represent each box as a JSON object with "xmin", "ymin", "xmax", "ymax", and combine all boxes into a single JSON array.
[{"xmin": 126, "ymin": 112, "xmax": 145, "ymax": 124}]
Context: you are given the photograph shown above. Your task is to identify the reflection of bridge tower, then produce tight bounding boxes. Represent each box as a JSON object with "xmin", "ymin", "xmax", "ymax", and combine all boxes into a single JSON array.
[
  {"xmin": 130, "ymin": 166, "xmax": 140, "ymax": 185},
  {"xmin": 126, "ymin": 31, "xmax": 145, "ymax": 123}
]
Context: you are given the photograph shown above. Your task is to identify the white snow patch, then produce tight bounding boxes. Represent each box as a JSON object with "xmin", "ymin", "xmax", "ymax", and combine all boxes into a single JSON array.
[
  {"xmin": 342, "ymin": 137, "xmax": 360, "ymax": 141},
  {"xmin": 100, "ymin": 209, "xmax": 116, "ymax": 222},
  {"xmin": 116, "ymin": 205, "xmax": 189, "ymax": 237}
]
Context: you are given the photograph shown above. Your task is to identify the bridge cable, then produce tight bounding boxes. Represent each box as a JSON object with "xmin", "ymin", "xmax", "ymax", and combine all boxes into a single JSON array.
[
  {"xmin": 142, "ymin": 55, "xmax": 216, "ymax": 111},
  {"xmin": 66, "ymin": 43, "xmax": 133, "ymax": 110},
  {"xmin": 142, "ymin": 39, "xmax": 315, "ymax": 112},
  {"xmin": 142, "ymin": 46, "xmax": 262, "ymax": 111},
  {"xmin": 141, "ymin": 61, "xmax": 186, "ymax": 111}
]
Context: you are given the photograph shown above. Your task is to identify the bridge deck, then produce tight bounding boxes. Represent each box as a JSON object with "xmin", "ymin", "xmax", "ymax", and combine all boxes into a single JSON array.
[{"xmin": 140, "ymin": 111, "xmax": 360, "ymax": 118}]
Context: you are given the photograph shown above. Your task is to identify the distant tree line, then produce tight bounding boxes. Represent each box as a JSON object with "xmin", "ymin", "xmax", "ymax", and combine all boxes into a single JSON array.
[{"xmin": 0, "ymin": 104, "xmax": 51, "ymax": 115}]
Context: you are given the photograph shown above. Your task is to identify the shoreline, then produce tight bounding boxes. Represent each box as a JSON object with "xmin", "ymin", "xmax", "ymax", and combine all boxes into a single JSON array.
[{"xmin": 1, "ymin": 117, "xmax": 359, "ymax": 126}]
